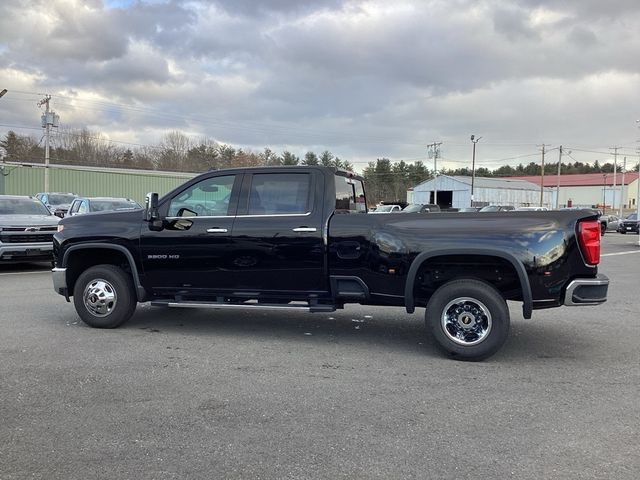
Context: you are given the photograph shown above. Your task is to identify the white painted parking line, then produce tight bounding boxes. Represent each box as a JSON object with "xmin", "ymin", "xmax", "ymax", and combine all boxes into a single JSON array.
[
  {"xmin": 0, "ymin": 270, "xmax": 50, "ymax": 276},
  {"xmin": 601, "ymin": 251, "xmax": 640, "ymax": 257}
]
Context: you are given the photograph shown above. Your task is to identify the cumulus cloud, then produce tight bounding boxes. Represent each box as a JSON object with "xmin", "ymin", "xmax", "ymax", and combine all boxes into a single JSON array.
[{"xmin": 1, "ymin": 0, "xmax": 639, "ymax": 169}]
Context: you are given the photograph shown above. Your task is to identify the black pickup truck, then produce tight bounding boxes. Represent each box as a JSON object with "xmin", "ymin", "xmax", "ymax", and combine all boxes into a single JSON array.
[{"xmin": 52, "ymin": 166, "xmax": 608, "ymax": 360}]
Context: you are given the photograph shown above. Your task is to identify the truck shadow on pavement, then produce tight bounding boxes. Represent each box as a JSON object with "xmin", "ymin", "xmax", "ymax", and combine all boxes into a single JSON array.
[{"xmin": 117, "ymin": 304, "xmax": 594, "ymax": 362}]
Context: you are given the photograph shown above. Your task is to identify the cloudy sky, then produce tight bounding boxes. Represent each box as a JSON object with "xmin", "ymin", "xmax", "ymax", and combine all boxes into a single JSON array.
[{"xmin": 1, "ymin": 0, "xmax": 640, "ymax": 171}]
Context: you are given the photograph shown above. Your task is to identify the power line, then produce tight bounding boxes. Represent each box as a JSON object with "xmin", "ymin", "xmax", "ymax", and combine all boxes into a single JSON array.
[{"xmin": 6, "ymin": 90, "xmax": 640, "ymax": 157}]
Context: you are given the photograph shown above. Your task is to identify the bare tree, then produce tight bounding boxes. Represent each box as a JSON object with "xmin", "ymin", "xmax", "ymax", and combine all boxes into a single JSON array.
[{"xmin": 156, "ymin": 131, "xmax": 191, "ymax": 171}]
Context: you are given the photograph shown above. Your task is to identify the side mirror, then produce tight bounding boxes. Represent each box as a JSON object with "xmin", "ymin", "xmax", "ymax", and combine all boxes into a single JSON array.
[
  {"xmin": 144, "ymin": 192, "xmax": 159, "ymax": 221},
  {"xmin": 177, "ymin": 207, "xmax": 197, "ymax": 218}
]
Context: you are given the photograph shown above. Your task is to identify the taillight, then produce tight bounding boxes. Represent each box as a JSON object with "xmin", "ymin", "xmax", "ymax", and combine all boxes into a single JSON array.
[{"xmin": 577, "ymin": 220, "xmax": 600, "ymax": 266}]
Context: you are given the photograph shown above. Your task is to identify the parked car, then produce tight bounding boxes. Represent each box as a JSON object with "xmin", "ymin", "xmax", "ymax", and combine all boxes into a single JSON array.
[
  {"xmin": 0, "ymin": 195, "xmax": 59, "ymax": 262},
  {"xmin": 369, "ymin": 204, "xmax": 402, "ymax": 214},
  {"xmin": 515, "ymin": 206, "xmax": 548, "ymax": 211},
  {"xmin": 401, "ymin": 203, "xmax": 441, "ymax": 213},
  {"xmin": 67, "ymin": 197, "xmax": 141, "ymax": 216},
  {"xmin": 479, "ymin": 205, "xmax": 515, "ymax": 212},
  {"xmin": 35, "ymin": 192, "xmax": 77, "ymax": 215},
  {"xmin": 53, "ymin": 166, "xmax": 608, "ymax": 361},
  {"xmin": 603, "ymin": 215, "xmax": 621, "ymax": 232},
  {"xmin": 618, "ymin": 213, "xmax": 639, "ymax": 234},
  {"xmin": 560, "ymin": 207, "xmax": 606, "ymax": 236}
]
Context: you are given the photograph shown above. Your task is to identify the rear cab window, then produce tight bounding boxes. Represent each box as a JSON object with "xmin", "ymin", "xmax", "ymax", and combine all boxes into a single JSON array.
[{"xmin": 334, "ymin": 174, "xmax": 366, "ymax": 214}]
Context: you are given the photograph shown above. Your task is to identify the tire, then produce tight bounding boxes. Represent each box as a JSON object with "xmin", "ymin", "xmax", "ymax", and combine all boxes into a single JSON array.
[
  {"xmin": 425, "ymin": 279, "xmax": 510, "ymax": 361},
  {"xmin": 73, "ymin": 264, "xmax": 137, "ymax": 328},
  {"xmin": 600, "ymin": 223, "xmax": 606, "ymax": 236},
  {"xmin": 620, "ymin": 230, "xmax": 626, "ymax": 235}
]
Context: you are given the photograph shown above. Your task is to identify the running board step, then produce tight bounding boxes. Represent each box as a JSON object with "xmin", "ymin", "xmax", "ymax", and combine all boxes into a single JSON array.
[{"xmin": 150, "ymin": 300, "xmax": 336, "ymax": 313}]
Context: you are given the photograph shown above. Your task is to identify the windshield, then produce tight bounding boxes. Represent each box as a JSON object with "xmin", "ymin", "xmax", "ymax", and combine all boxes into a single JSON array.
[
  {"xmin": 626, "ymin": 213, "xmax": 638, "ymax": 220},
  {"xmin": 376, "ymin": 205, "xmax": 395, "ymax": 212},
  {"xmin": 479, "ymin": 206, "xmax": 500, "ymax": 212},
  {"xmin": 0, "ymin": 198, "xmax": 52, "ymax": 215},
  {"xmin": 48, "ymin": 194, "xmax": 76, "ymax": 205},
  {"xmin": 402, "ymin": 204, "xmax": 423, "ymax": 213},
  {"xmin": 91, "ymin": 200, "xmax": 141, "ymax": 212}
]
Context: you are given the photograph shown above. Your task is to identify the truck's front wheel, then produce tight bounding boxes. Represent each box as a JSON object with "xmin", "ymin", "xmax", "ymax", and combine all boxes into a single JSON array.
[
  {"xmin": 426, "ymin": 279, "xmax": 510, "ymax": 361},
  {"xmin": 73, "ymin": 264, "xmax": 137, "ymax": 328}
]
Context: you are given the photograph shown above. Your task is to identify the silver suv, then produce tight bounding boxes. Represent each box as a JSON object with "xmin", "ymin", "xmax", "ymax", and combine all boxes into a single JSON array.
[
  {"xmin": 0, "ymin": 196, "xmax": 60, "ymax": 262},
  {"xmin": 35, "ymin": 192, "xmax": 77, "ymax": 216}
]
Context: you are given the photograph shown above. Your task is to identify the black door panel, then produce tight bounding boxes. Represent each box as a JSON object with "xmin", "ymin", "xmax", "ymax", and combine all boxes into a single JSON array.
[
  {"xmin": 230, "ymin": 171, "xmax": 327, "ymax": 294},
  {"xmin": 140, "ymin": 174, "xmax": 241, "ymax": 294}
]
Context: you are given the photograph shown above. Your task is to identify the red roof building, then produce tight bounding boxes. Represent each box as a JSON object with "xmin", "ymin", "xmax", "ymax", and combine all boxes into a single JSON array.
[
  {"xmin": 502, "ymin": 173, "xmax": 639, "ymax": 209},
  {"xmin": 502, "ymin": 172, "xmax": 639, "ymax": 187}
]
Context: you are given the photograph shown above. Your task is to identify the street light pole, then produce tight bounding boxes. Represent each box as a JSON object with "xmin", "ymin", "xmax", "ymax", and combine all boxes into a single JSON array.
[{"xmin": 470, "ymin": 135, "xmax": 481, "ymax": 207}]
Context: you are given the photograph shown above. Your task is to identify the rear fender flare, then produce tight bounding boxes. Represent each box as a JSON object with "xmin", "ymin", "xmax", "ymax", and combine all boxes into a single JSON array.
[{"xmin": 404, "ymin": 248, "xmax": 532, "ymax": 319}]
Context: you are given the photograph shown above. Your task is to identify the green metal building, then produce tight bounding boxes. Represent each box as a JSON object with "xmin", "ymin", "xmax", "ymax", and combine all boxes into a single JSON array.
[{"xmin": 0, "ymin": 162, "xmax": 194, "ymax": 203}]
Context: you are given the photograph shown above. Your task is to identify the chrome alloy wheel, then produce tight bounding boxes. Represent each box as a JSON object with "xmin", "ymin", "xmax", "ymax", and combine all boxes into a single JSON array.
[
  {"xmin": 441, "ymin": 297, "xmax": 492, "ymax": 346},
  {"xmin": 83, "ymin": 278, "xmax": 117, "ymax": 317}
]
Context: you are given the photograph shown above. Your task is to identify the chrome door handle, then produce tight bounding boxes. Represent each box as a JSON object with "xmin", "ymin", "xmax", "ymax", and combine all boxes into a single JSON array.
[
  {"xmin": 206, "ymin": 228, "xmax": 228, "ymax": 233},
  {"xmin": 292, "ymin": 227, "xmax": 317, "ymax": 232}
]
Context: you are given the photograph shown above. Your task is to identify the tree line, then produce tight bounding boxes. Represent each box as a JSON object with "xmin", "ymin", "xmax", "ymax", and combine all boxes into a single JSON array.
[
  {"xmin": 1, "ymin": 129, "xmax": 638, "ymax": 205},
  {"xmin": 0, "ymin": 129, "xmax": 353, "ymax": 173}
]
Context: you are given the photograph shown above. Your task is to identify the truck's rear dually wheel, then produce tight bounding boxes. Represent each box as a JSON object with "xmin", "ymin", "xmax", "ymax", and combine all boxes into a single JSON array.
[{"xmin": 426, "ymin": 279, "xmax": 510, "ymax": 361}]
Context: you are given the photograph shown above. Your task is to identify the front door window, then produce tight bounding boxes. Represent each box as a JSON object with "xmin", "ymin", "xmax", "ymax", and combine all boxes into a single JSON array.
[{"xmin": 169, "ymin": 175, "xmax": 236, "ymax": 217}]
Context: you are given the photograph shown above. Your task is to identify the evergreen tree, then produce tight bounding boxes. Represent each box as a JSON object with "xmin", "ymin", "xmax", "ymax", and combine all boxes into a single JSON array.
[
  {"xmin": 320, "ymin": 150, "xmax": 334, "ymax": 166},
  {"xmin": 302, "ymin": 151, "xmax": 318, "ymax": 165},
  {"xmin": 281, "ymin": 151, "xmax": 299, "ymax": 165},
  {"xmin": 260, "ymin": 147, "xmax": 281, "ymax": 166}
]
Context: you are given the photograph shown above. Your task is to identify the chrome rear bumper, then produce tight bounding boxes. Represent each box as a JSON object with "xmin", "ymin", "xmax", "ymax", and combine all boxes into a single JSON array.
[{"xmin": 563, "ymin": 274, "xmax": 609, "ymax": 306}]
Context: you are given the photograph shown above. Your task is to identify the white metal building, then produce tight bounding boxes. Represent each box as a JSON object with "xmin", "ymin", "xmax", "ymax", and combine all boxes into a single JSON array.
[{"xmin": 409, "ymin": 175, "xmax": 553, "ymax": 209}]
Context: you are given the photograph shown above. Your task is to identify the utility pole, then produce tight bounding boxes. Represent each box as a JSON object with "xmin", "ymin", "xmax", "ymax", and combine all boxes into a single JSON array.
[
  {"xmin": 636, "ymin": 120, "xmax": 640, "ymax": 247},
  {"xmin": 37, "ymin": 95, "xmax": 59, "ymax": 193},
  {"xmin": 427, "ymin": 141, "xmax": 442, "ymax": 205},
  {"xmin": 555, "ymin": 146, "xmax": 563, "ymax": 209},
  {"xmin": 637, "ymin": 156, "xmax": 640, "ymax": 248},
  {"xmin": 538, "ymin": 144, "xmax": 547, "ymax": 207},
  {"xmin": 619, "ymin": 157, "xmax": 626, "ymax": 216},
  {"xmin": 610, "ymin": 146, "xmax": 619, "ymax": 215},
  {"xmin": 470, "ymin": 135, "xmax": 482, "ymax": 207}
]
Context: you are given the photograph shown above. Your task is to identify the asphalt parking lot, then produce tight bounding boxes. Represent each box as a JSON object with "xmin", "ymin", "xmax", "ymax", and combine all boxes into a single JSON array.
[{"xmin": 1, "ymin": 235, "xmax": 639, "ymax": 480}]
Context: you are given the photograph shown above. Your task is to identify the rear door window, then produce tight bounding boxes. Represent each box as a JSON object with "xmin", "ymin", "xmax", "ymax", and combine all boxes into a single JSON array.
[{"xmin": 246, "ymin": 173, "xmax": 311, "ymax": 215}]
